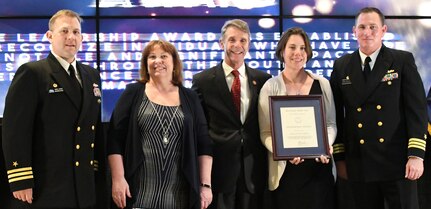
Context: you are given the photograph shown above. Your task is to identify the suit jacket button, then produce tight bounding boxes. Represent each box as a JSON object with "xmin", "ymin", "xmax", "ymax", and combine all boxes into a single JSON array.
[
  {"xmin": 90, "ymin": 160, "xmax": 94, "ymax": 165},
  {"xmin": 376, "ymin": 105, "xmax": 382, "ymax": 110},
  {"xmin": 377, "ymin": 121, "xmax": 383, "ymax": 126},
  {"xmin": 76, "ymin": 144, "xmax": 80, "ymax": 150},
  {"xmin": 379, "ymin": 138, "xmax": 385, "ymax": 143},
  {"xmin": 77, "ymin": 126, "xmax": 81, "ymax": 132},
  {"xmin": 75, "ymin": 161, "xmax": 80, "ymax": 167},
  {"xmin": 358, "ymin": 123, "xmax": 363, "ymax": 128},
  {"xmin": 91, "ymin": 143, "xmax": 95, "ymax": 148},
  {"xmin": 360, "ymin": 139, "xmax": 365, "ymax": 144},
  {"xmin": 91, "ymin": 125, "xmax": 95, "ymax": 130},
  {"xmin": 387, "ymin": 81, "xmax": 392, "ymax": 85},
  {"xmin": 357, "ymin": 107, "xmax": 362, "ymax": 112}
]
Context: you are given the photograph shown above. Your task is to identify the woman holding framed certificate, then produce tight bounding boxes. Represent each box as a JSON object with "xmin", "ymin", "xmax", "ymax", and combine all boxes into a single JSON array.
[{"xmin": 258, "ymin": 27, "xmax": 337, "ymax": 209}]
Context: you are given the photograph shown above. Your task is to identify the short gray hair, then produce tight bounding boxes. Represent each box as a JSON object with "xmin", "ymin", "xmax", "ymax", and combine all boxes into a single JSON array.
[{"xmin": 220, "ymin": 19, "xmax": 251, "ymax": 41}]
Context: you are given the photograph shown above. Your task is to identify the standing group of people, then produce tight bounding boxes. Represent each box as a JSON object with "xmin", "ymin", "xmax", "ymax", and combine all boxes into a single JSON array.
[{"xmin": 1, "ymin": 6, "xmax": 430, "ymax": 209}]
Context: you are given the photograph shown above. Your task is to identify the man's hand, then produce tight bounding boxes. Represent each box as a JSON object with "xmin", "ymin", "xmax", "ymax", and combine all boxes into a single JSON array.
[
  {"xmin": 13, "ymin": 188, "xmax": 33, "ymax": 203},
  {"xmin": 405, "ymin": 157, "xmax": 424, "ymax": 180},
  {"xmin": 336, "ymin": 161, "xmax": 348, "ymax": 180}
]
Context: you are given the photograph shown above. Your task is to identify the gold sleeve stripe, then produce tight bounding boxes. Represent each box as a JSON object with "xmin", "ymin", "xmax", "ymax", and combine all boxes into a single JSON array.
[
  {"xmin": 409, "ymin": 138, "xmax": 426, "ymax": 146},
  {"xmin": 428, "ymin": 123, "xmax": 431, "ymax": 135},
  {"xmin": 333, "ymin": 144, "xmax": 345, "ymax": 148},
  {"xmin": 332, "ymin": 144, "xmax": 344, "ymax": 153},
  {"xmin": 409, "ymin": 141, "xmax": 426, "ymax": 147},
  {"xmin": 7, "ymin": 167, "xmax": 32, "ymax": 175},
  {"xmin": 333, "ymin": 147, "xmax": 345, "ymax": 151},
  {"xmin": 8, "ymin": 171, "xmax": 33, "ymax": 179},
  {"xmin": 8, "ymin": 175, "xmax": 33, "ymax": 183},
  {"xmin": 408, "ymin": 144, "xmax": 426, "ymax": 150},
  {"xmin": 333, "ymin": 147, "xmax": 345, "ymax": 154},
  {"xmin": 333, "ymin": 150, "xmax": 345, "ymax": 154}
]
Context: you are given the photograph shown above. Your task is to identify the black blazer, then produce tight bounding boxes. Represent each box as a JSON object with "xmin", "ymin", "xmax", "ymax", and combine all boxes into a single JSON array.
[
  {"xmin": 192, "ymin": 62, "xmax": 271, "ymax": 193},
  {"xmin": 107, "ymin": 83, "xmax": 212, "ymax": 209},
  {"xmin": 2, "ymin": 53, "xmax": 102, "ymax": 208},
  {"xmin": 330, "ymin": 45, "xmax": 428, "ymax": 182}
]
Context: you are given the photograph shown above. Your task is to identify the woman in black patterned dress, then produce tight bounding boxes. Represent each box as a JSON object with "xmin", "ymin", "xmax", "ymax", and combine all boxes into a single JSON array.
[{"xmin": 108, "ymin": 40, "xmax": 213, "ymax": 209}]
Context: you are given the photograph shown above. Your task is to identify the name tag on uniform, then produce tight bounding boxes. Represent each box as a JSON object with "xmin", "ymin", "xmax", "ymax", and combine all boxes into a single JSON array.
[
  {"xmin": 342, "ymin": 77, "xmax": 352, "ymax": 85},
  {"xmin": 48, "ymin": 87, "xmax": 64, "ymax": 93}
]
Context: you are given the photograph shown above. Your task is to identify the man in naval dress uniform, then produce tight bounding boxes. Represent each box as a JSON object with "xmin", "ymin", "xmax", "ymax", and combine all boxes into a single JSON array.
[
  {"xmin": 330, "ymin": 7, "xmax": 428, "ymax": 209},
  {"xmin": 2, "ymin": 9, "xmax": 103, "ymax": 209}
]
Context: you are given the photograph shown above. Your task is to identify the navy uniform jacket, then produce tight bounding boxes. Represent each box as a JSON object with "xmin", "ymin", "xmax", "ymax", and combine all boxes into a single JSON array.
[
  {"xmin": 192, "ymin": 62, "xmax": 271, "ymax": 193},
  {"xmin": 2, "ymin": 53, "xmax": 102, "ymax": 208},
  {"xmin": 330, "ymin": 45, "xmax": 428, "ymax": 182}
]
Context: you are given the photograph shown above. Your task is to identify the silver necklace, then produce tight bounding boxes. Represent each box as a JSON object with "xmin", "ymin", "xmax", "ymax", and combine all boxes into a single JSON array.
[{"xmin": 149, "ymin": 101, "xmax": 179, "ymax": 144}]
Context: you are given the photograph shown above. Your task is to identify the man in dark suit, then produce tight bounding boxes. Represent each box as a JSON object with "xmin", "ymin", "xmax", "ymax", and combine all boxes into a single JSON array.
[
  {"xmin": 192, "ymin": 19, "xmax": 271, "ymax": 209},
  {"xmin": 2, "ymin": 9, "xmax": 102, "ymax": 209},
  {"xmin": 330, "ymin": 7, "xmax": 428, "ymax": 209}
]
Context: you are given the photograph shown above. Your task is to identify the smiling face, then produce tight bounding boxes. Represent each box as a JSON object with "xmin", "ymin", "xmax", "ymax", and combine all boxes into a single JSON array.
[
  {"xmin": 147, "ymin": 44, "xmax": 174, "ymax": 82},
  {"xmin": 219, "ymin": 26, "xmax": 250, "ymax": 70},
  {"xmin": 46, "ymin": 15, "xmax": 82, "ymax": 63},
  {"xmin": 282, "ymin": 34, "xmax": 307, "ymax": 71},
  {"xmin": 353, "ymin": 11, "xmax": 387, "ymax": 55}
]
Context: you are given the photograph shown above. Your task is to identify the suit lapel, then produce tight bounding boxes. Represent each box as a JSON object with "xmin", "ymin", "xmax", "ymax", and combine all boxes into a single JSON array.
[
  {"xmin": 348, "ymin": 47, "xmax": 393, "ymax": 106},
  {"xmin": 47, "ymin": 54, "xmax": 81, "ymax": 110},
  {"xmin": 347, "ymin": 51, "xmax": 369, "ymax": 106},
  {"xmin": 363, "ymin": 46, "xmax": 392, "ymax": 99},
  {"xmin": 244, "ymin": 66, "xmax": 258, "ymax": 124},
  {"xmin": 76, "ymin": 63, "xmax": 92, "ymax": 119}
]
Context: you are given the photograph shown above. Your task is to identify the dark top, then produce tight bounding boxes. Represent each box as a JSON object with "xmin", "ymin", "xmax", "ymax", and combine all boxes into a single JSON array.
[
  {"xmin": 133, "ymin": 95, "xmax": 188, "ymax": 209},
  {"xmin": 273, "ymin": 80, "xmax": 334, "ymax": 209},
  {"xmin": 107, "ymin": 82, "xmax": 212, "ymax": 209}
]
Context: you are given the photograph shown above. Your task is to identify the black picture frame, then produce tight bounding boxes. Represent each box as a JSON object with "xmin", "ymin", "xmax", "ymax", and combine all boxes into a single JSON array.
[{"xmin": 269, "ymin": 95, "xmax": 330, "ymax": 160}]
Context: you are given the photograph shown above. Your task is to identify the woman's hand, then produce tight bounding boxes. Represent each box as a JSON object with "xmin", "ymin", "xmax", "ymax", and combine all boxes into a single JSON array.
[
  {"xmin": 289, "ymin": 157, "xmax": 304, "ymax": 165},
  {"xmin": 200, "ymin": 186, "xmax": 213, "ymax": 209},
  {"xmin": 315, "ymin": 155, "xmax": 331, "ymax": 164},
  {"xmin": 111, "ymin": 176, "xmax": 131, "ymax": 209}
]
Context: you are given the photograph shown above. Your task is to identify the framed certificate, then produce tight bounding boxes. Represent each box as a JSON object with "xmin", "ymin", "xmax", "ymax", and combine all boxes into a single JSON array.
[{"xmin": 269, "ymin": 95, "xmax": 330, "ymax": 160}]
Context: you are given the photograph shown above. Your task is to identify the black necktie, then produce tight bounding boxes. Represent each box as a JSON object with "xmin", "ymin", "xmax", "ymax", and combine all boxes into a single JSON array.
[
  {"xmin": 68, "ymin": 64, "xmax": 82, "ymax": 106},
  {"xmin": 363, "ymin": 56, "xmax": 372, "ymax": 81}
]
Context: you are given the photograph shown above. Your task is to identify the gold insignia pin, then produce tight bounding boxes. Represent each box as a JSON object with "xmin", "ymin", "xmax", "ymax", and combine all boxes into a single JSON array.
[
  {"xmin": 387, "ymin": 70, "xmax": 394, "ymax": 73},
  {"xmin": 53, "ymin": 83, "xmax": 58, "ymax": 88},
  {"xmin": 346, "ymin": 76, "xmax": 350, "ymax": 80},
  {"xmin": 252, "ymin": 80, "xmax": 257, "ymax": 85},
  {"xmin": 13, "ymin": 161, "xmax": 18, "ymax": 167}
]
